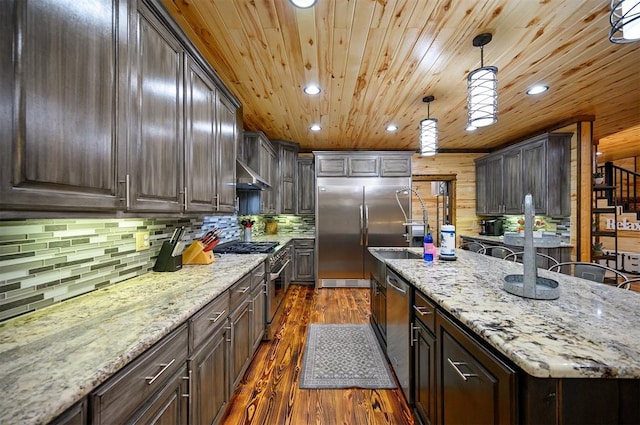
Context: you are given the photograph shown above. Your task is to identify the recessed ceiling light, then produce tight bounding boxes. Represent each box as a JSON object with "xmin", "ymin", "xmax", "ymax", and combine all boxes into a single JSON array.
[
  {"xmin": 526, "ymin": 84, "xmax": 549, "ymax": 95},
  {"xmin": 596, "ymin": 151, "xmax": 603, "ymax": 156},
  {"xmin": 310, "ymin": 124, "xmax": 321, "ymax": 131},
  {"xmin": 386, "ymin": 124, "xmax": 398, "ymax": 132},
  {"xmin": 289, "ymin": 0, "xmax": 317, "ymax": 8},
  {"xmin": 304, "ymin": 85, "xmax": 321, "ymax": 95}
]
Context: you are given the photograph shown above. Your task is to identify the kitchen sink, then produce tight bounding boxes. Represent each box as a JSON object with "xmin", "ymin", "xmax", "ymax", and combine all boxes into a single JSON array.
[{"xmin": 372, "ymin": 249, "xmax": 422, "ymax": 260}]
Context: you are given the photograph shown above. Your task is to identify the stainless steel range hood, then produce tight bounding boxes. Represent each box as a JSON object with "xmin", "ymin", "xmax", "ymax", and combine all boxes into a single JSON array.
[{"xmin": 236, "ymin": 159, "xmax": 270, "ymax": 191}]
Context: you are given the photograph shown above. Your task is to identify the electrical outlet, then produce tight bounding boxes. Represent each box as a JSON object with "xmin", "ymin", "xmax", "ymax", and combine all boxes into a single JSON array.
[{"xmin": 135, "ymin": 231, "xmax": 150, "ymax": 251}]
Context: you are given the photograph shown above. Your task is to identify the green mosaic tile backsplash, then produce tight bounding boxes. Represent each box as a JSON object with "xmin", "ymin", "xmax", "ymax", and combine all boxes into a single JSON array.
[{"xmin": 0, "ymin": 216, "xmax": 241, "ymax": 321}]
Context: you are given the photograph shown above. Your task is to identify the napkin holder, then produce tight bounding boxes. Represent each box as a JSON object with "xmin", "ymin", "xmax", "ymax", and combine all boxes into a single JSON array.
[{"xmin": 182, "ymin": 241, "xmax": 215, "ymax": 265}]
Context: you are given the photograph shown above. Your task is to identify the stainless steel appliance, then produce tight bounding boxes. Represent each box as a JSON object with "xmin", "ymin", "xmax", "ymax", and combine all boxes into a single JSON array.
[
  {"xmin": 385, "ymin": 268, "xmax": 410, "ymax": 401},
  {"xmin": 214, "ymin": 241, "xmax": 290, "ymax": 338},
  {"xmin": 316, "ymin": 177, "xmax": 411, "ymax": 287},
  {"xmin": 480, "ymin": 218, "xmax": 504, "ymax": 236}
]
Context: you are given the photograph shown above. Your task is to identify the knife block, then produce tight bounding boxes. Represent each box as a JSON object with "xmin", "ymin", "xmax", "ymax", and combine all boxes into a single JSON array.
[
  {"xmin": 182, "ymin": 241, "xmax": 215, "ymax": 265},
  {"xmin": 153, "ymin": 241, "xmax": 183, "ymax": 272}
]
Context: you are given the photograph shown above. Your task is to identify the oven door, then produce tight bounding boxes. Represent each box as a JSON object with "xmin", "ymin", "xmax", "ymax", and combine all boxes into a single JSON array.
[{"xmin": 267, "ymin": 257, "xmax": 291, "ymax": 322}]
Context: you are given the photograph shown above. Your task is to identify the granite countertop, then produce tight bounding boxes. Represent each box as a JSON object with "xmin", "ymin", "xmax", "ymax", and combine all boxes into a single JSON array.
[
  {"xmin": 0, "ymin": 253, "xmax": 268, "ymax": 425},
  {"xmin": 460, "ymin": 233, "xmax": 573, "ymax": 248},
  {"xmin": 371, "ymin": 247, "xmax": 640, "ymax": 379}
]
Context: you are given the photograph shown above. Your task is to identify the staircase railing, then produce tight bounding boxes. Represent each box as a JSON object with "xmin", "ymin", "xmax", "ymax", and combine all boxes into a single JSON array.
[{"xmin": 599, "ymin": 162, "xmax": 639, "ymax": 217}]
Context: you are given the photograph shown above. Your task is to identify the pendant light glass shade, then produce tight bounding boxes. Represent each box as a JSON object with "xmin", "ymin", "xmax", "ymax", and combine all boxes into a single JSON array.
[
  {"xmin": 467, "ymin": 33, "xmax": 498, "ymax": 129},
  {"xmin": 467, "ymin": 66, "xmax": 498, "ymax": 128},
  {"xmin": 610, "ymin": 0, "xmax": 640, "ymax": 43},
  {"xmin": 419, "ymin": 118, "xmax": 438, "ymax": 156},
  {"xmin": 289, "ymin": 0, "xmax": 318, "ymax": 8}
]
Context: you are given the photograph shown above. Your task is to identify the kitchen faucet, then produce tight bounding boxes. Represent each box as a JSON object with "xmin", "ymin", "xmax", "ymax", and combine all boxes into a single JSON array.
[{"xmin": 395, "ymin": 186, "xmax": 428, "ymax": 245}]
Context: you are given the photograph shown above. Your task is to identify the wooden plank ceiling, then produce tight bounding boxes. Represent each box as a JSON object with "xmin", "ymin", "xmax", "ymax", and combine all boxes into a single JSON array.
[{"xmin": 162, "ymin": 0, "xmax": 640, "ymax": 159}]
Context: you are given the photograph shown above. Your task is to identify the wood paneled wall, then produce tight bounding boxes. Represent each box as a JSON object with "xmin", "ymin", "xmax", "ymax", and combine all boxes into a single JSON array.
[{"xmin": 412, "ymin": 153, "xmax": 484, "ymax": 245}]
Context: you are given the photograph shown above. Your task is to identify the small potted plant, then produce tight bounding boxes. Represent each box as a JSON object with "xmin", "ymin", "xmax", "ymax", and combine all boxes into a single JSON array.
[
  {"xmin": 592, "ymin": 241, "xmax": 604, "ymax": 257},
  {"xmin": 593, "ymin": 171, "xmax": 604, "ymax": 185}
]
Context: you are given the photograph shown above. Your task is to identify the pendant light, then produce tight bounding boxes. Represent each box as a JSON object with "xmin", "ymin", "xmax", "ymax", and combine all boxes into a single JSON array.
[
  {"xmin": 419, "ymin": 96, "xmax": 438, "ymax": 157},
  {"xmin": 289, "ymin": 0, "xmax": 317, "ymax": 8},
  {"xmin": 610, "ymin": 0, "xmax": 640, "ymax": 43},
  {"xmin": 467, "ymin": 33, "xmax": 498, "ymax": 128}
]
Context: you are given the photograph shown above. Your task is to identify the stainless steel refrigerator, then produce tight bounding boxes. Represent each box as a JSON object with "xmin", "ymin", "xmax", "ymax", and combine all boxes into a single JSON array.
[{"xmin": 316, "ymin": 177, "xmax": 411, "ymax": 287}]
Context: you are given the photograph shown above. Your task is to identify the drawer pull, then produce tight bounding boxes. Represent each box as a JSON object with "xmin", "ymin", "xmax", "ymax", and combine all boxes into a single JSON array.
[
  {"xmin": 447, "ymin": 358, "xmax": 478, "ymax": 381},
  {"xmin": 208, "ymin": 310, "xmax": 226, "ymax": 323},
  {"xmin": 413, "ymin": 305, "xmax": 433, "ymax": 316},
  {"xmin": 145, "ymin": 358, "xmax": 176, "ymax": 385},
  {"xmin": 237, "ymin": 286, "xmax": 250, "ymax": 294}
]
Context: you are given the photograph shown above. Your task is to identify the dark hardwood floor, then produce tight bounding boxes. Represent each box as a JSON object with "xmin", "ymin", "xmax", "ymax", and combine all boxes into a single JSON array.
[{"xmin": 220, "ymin": 285, "xmax": 415, "ymax": 425}]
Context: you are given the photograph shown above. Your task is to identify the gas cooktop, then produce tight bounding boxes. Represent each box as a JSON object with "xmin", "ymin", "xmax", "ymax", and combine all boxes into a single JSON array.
[{"xmin": 213, "ymin": 241, "xmax": 279, "ymax": 254}]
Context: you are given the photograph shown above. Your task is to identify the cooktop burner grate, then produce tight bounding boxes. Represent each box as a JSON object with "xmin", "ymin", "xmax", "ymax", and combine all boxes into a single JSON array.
[{"xmin": 213, "ymin": 241, "xmax": 279, "ymax": 254}]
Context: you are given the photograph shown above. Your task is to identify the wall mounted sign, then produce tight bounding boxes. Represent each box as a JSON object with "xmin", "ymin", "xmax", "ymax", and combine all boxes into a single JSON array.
[{"xmin": 606, "ymin": 218, "xmax": 640, "ymax": 231}]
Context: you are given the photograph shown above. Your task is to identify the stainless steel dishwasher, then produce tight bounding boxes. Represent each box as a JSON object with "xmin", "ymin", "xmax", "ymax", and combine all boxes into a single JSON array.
[{"xmin": 386, "ymin": 267, "xmax": 410, "ymax": 401}]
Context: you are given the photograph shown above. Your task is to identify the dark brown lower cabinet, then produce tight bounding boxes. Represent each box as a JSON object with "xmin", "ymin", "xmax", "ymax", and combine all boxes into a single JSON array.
[
  {"xmin": 413, "ymin": 319, "xmax": 436, "ymax": 425},
  {"xmin": 127, "ymin": 368, "xmax": 188, "ymax": 425},
  {"xmin": 90, "ymin": 325, "xmax": 189, "ymax": 425},
  {"xmin": 50, "ymin": 400, "xmax": 87, "ymax": 425},
  {"xmin": 437, "ymin": 312, "xmax": 517, "ymax": 425},
  {"xmin": 230, "ymin": 297, "xmax": 252, "ymax": 389},
  {"xmin": 189, "ymin": 323, "xmax": 230, "ymax": 425}
]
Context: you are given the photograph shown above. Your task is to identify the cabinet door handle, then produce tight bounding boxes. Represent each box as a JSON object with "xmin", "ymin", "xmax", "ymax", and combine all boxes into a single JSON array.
[
  {"xmin": 182, "ymin": 371, "xmax": 191, "ymax": 399},
  {"xmin": 145, "ymin": 358, "xmax": 176, "ymax": 385},
  {"xmin": 237, "ymin": 286, "xmax": 250, "ymax": 294},
  {"xmin": 413, "ymin": 305, "xmax": 432, "ymax": 316},
  {"xmin": 214, "ymin": 193, "xmax": 220, "ymax": 210},
  {"xmin": 225, "ymin": 325, "xmax": 232, "ymax": 342},
  {"xmin": 447, "ymin": 358, "xmax": 478, "ymax": 381},
  {"xmin": 208, "ymin": 310, "xmax": 226, "ymax": 323},
  {"xmin": 410, "ymin": 324, "xmax": 420, "ymax": 347},
  {"xmin": 119, "ymin": 174, "xmax": 131, "ymax": 209}
]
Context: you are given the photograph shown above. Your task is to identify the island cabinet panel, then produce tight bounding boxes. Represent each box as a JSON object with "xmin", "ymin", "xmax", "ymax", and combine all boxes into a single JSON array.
[
  {"xmin": 0, "ymin": 0, "xmax": 126, "ymax": 212},
  {"xmin": 436, "ymin": 312, "xmax": 517, "ymax": 425},
  {"xmin": 521, "ymin": 376, "xmax": 640, "ymax": 424},
  {"xmin": 413, "ymin": 290, "xmax": 437, "ymax": 425},
  {"xmin": 90, "ymin": 324, "xmax": 189, "ymax": 425},
  {"xmin": 127, "ymin": 1, "xmax": 184, "ymax": 212}
]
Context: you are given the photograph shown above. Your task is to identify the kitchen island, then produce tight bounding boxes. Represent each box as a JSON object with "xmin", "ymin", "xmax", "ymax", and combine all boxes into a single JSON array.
[{"xmin": 372, "ymin": 247, "xmax": 640, "ymax": 423}]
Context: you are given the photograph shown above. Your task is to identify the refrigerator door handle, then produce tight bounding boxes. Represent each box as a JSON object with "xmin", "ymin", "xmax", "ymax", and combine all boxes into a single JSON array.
[
  {"xmin": 364, "ymin": 204, "xmax": 369, "ymax": 245},
  {"xmin": 359, "ymin": 204, "xmax": 364, "ymax": 246}
]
